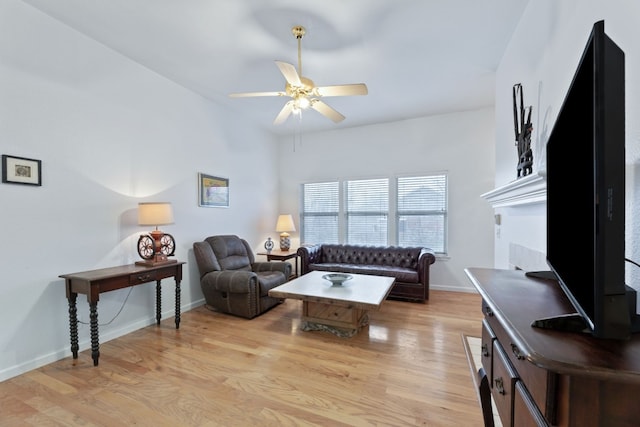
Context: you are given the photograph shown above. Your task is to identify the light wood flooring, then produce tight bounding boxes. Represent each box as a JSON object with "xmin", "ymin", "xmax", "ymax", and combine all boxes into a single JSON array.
[{"xmin": 0, "ymin": 290, "xmax": 485, "ymax": 426}]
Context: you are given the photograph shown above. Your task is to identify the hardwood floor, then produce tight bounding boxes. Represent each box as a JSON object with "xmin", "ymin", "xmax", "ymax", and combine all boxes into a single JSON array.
[{"xmin": 0, "ymin": 290, "xmax": 485, "ymax": 426}]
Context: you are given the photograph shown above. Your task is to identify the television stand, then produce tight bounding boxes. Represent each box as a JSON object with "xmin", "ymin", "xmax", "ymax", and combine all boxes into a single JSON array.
[
  {"xmin": 524, "ymin": 270, "xmax": 557, "ymax": 281},
  {"xmin": 525, "ymin": 270, "xmax": 591, "ymax": 333},
  {"xmin": 465, "ymin": 267, "xmax": 640, "ymax": 426},
  {"xmin": 531, "ymin": 312, "xmax": 590, "ymax": 334}
]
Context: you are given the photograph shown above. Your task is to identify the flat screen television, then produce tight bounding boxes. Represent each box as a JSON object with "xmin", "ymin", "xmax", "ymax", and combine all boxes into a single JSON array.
[{"xmin": 531, "ymin": 20, "xmax": 639, "ymax": 340}]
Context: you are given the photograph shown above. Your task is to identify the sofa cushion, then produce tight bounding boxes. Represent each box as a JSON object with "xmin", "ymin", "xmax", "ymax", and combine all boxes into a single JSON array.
[{"xmin": 308, "ymin": 263, "xmax": 419, "ymax": 284}]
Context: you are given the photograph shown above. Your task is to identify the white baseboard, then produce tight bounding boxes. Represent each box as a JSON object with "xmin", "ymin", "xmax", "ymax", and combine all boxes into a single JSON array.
[{"xmin": 0, "ymin": 298, "xmax": 206, "ymax": 383}]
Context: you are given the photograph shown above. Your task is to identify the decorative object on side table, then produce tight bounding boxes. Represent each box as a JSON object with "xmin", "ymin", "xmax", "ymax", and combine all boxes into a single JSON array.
[
  {"xmin": 264, "ymin": 237, "xmax": 274, "ymax": 253},
  {"xmin": 513, "ymin": 83, "xmax": 533, "ymax": 178},
  {"xmin": 275, "ymin": 214, "xmax": 296, "ymax": 251},
  {"xmin": 2, "ymin": 154, "xmax": 42, "ymax": 186},
  {"xmin": 136, "ymin": 202, "xmax": 177, "ymax": 266}
]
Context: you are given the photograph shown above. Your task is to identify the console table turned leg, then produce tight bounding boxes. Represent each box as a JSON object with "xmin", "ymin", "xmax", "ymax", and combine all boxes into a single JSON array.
[
  {"xmin": 156, "ymin": 281, "xmax": 162, "ymax": 325},
  {"xmin": 175, "ymin": 280, "xmax": 181, "ymax": 329},
  {"xmin": 67, "ymin": 293, "xmax": 79, "ymax": 359},
  {"xmin": 89, "ymin": 302, "xmax": 100, "ymax": 366}
]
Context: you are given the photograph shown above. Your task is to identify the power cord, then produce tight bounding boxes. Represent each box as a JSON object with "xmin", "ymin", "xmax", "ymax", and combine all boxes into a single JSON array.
[
  {"xmin": 77, "ymin": 286, "xmax": 134, "ymax": 326},
  {"xmin": 626, "ymin": 258, "xmax": 640, "ymax": 269}
]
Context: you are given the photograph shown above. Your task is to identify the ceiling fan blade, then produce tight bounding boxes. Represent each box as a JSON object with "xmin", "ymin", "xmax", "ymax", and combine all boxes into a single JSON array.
[
  {"xmin": 311, "ymin": 100, "xmax": 345, "ymax": 123},
  {"xmin": 274, "ymin": 101, "xmax": 295, "ymax": 125},
  {"xmin": 229, "ymin": 91, "xmax": 285, "ymax": 98},
  {"xmin": 315, "ymin": 83, "xmax": 368, "ymax": 97},
  {"xmin": 275, "ymin": 61, "xmax": 302, "ymax": 86}
]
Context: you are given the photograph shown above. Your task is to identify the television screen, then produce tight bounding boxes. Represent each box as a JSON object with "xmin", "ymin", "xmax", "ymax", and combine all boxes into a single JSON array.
[{"xmin": 544, "ymin": 20, "xmax": 633, "ymax": 339}]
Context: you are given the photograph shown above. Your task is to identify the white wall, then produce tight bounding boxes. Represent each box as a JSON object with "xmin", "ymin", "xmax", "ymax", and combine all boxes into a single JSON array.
[
  {"xmin": 277, "ymin": 109, "xmax": 497, "ymax": 292},
  {"xmin": 0, "ymin": 1, "xmax": 281, "ymax": 381},
  {"xmin": 493, "ymin": 0, "xmax": 640, "ymax": 291}
]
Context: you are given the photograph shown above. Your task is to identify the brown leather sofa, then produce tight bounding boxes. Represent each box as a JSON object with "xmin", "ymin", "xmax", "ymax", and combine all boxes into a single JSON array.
[
  {"xmin": 297, "ymin": 244, "xmax": 436, "ymax": 302},
  {"xmin": 193, "ymin": 235, "xmax": 291, "ymax": 319}
]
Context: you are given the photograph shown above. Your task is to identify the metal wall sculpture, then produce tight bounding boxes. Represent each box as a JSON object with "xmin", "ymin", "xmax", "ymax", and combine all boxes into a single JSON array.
[{"xmin": 513, "ymin": 83, "xmax": 533, "ymax": 178}]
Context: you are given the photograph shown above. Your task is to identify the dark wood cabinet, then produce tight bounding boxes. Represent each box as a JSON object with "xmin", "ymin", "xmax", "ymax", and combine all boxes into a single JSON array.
[{"xmin": 465, "ymin": 268, "xmax": 640, "ymax": 427}]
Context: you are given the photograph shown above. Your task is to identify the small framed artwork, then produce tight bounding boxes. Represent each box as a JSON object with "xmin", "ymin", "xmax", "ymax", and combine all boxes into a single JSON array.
[
  {"xmin": 2, "ymin": 155, "xmax": 42, "ymax": 186},
  {"xmin": 198, "ymin": 173, "xmax": 229, "ymax": 207}
]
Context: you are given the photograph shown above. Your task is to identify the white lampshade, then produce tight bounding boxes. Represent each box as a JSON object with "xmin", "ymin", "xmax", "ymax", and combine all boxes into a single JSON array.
[
  {"xmin": 138, "ymin": 202, "xmax": 174, "ymax": 227},
  {"xmin": 275, "ymin": 214, "xmax": 296, "ymax": 233}
]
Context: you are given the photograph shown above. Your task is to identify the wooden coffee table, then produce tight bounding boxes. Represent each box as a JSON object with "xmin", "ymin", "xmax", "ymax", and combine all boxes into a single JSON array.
[{"xmin": 268, "ymin": 270, "xmax": 395, "ymax": 337}]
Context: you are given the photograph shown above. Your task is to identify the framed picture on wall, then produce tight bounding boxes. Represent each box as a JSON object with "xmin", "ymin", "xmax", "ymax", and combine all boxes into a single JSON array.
[
  {"xmin": 198, "ymin": 173, "xmax": 229, "ymax": 207},
  {"xmin": 2, "ymin": 155, "xmax": 42, "ymax": 186}
]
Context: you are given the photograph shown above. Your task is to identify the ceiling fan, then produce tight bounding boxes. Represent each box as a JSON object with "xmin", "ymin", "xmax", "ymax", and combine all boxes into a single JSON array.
[{"xmin": 229, "ymin": 25, "xmax": 368, "ymax": 125}]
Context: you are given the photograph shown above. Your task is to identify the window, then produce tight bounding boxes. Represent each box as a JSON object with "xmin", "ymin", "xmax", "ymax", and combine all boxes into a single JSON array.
[
  {"xmin": 346, "ymin": 178, "xmax": 388, "ymax": 245},
  {"xmin": 300, "ymin": 181, "xmax": 339, "ymax": 244},
  {"xmin": 397, "ymin": 174, "xmax": 447, "ymax": 253},
  {"xmin": 300, "ymin": 173, "xmax": 447, "ymax": 254}
]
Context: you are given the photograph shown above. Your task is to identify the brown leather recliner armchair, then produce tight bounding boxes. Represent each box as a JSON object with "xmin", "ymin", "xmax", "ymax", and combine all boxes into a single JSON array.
[{"xmin": 193, "ymin": 235, "xmax": 291, "ymax": 319}]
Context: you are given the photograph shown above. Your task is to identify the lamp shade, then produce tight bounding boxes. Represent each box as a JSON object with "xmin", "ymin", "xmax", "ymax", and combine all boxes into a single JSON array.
[
  {"xmin": 275, "ymin": 214, "xmax": 296, "ymax": 232},
  {"xmin": 138, "ymin": 202, "xmax": 174, "ymax": 226}
]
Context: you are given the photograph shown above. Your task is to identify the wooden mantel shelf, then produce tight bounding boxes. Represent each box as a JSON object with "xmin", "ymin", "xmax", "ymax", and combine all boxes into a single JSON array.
[{"xmin": 481, "ymin": 171, "xmax": 546, "ymax": 208}]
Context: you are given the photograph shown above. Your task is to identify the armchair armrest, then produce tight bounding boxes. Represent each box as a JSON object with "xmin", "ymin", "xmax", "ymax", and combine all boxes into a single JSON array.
[
  {"xmin": 252, "ymin": 261, "xmax": 292, "ymax": 278},
  {"xmin": 297, "ymin": 244, "xmax": 322, "ymax": 274},
  {"xmin": 201, "ymin": 270, "xmax": 258, "ymax": 294}
]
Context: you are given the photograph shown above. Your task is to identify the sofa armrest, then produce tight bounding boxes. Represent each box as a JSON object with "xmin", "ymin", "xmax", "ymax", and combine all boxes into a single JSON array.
[
  {"xmin": 417, "ymin": 248, "xmax": 436, "ymax": 287},
  {"xmin": 298, "ymin": 244, "xmax": 322, "ymax": 274},
  {"xmin": 418, "ymin": 248, "xmax": 436, "ymax": 265},
  {"xmin": 201, "ymin": 270, "xmax": 257, "ymax": 294},
  {"xmin": 252, "ymin": 261, "xmax": 292, "ymax": 278}
]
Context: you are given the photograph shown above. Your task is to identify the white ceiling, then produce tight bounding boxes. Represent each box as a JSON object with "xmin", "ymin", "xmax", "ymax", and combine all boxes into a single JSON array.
[{"xmin": 22, "ymin": 0, "xmax": 530, "ymax": 136}]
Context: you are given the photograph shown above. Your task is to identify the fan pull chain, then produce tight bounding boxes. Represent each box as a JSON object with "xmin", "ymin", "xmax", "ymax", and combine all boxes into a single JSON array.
[
  {"xmin": 297, "ymin": 35, "xmax": 303, "ymax": 76},
  {"xmin": 292, "ymin": 111, "xmax": 303, "ymax": 152},
  {"xmin": 292, "ymin": 25, "xmax": 306, "ymax": 77}
]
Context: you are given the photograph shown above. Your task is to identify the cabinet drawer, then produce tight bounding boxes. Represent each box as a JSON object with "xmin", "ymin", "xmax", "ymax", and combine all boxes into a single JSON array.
[
  {"xmin": 492, "ymin": 341, "xmax": 518, "ymax": 427},
  {"xmin": 514, "ymin": 381, "xmax": 548, "ymax": 426},
  {"xmin": 485, "ymin": 310, "xmax": 556, "ymax": 421},
  {"xmin": 129, "ymin": 270, "xmax": 158, "ymax": 285}
]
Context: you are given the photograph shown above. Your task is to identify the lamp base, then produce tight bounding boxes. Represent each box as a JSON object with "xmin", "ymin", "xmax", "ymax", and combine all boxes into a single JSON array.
[{"xmin": 279, "ymin": 235, "xmax": 291, "ymax": 251}]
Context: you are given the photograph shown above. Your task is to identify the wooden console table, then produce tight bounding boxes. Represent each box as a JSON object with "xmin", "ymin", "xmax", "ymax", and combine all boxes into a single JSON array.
[
  {"xmin": 464, "ymin": 267, "xmax": 640, "ymax": 427},
  {"xmin": 60, "ymin": 261, "xmax": 185, "ymax": 366}
]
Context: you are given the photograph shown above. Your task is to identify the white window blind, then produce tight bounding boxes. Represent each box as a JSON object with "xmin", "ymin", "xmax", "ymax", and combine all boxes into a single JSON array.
[
  {"xmin": 301, "ymin": 181, "xmax": 339, "ymax": 244},
  {"xmin": 301, "ymin": 174, "xmax": 448, "ymax": 253},
  {"xmin": 346, "ymin": 178, "xmax": 388, "ymax": 245},
  {"xmin": 397, "ymin": 174, "xmax": 447, "ymax": 253}
]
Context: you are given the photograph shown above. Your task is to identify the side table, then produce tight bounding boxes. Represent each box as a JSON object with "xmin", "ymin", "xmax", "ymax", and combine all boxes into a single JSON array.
[
  {"xmin": 59, "ymin": 261, "xmax": 185, "ymax": 366},
  {"xmin": 258, "ymin": 249, "xmax": 299, "ymax": 278}
]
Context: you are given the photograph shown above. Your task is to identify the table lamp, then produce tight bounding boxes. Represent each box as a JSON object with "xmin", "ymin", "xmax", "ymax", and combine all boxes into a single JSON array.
[
  {"xmin": 275, "ymin": 214, "xmax": 296, "ymax": 251},
  {"xmin": 136, "ymin": 202, "xmax": 177, "ymax": 266}
]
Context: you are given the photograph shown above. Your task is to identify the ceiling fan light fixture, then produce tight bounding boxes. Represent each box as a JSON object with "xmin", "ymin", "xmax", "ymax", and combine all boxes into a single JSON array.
[
  {"xmin": 296, "ymin": 96, "xmax": 311, "ymax": 110},
  {"xmin": 229, "ymin": 25, "xmax": 368, "ymax": 125}
]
